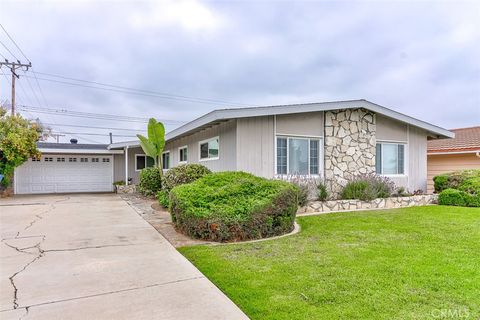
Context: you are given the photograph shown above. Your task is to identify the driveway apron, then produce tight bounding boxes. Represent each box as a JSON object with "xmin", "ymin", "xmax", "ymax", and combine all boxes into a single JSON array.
[{"xmin": 0, "ymin": 194, "xmax": 248, "ymax": 320}]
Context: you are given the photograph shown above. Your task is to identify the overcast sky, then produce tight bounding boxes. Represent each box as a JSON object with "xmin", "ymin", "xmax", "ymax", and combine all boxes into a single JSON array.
[{"xmin": 0, "ymin": 0, "xmax": 479, "ymax": 143}]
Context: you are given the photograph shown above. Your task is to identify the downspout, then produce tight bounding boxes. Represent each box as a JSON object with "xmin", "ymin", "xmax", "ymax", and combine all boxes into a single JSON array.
[{"xmin": 125, "ymin": 146, "xmax": 129, "ymax": 186}]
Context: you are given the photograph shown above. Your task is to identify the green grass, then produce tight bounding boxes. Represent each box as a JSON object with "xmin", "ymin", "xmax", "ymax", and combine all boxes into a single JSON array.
[{"xmin": 179, "ymin": 206, "xmax": 480, "ymax": 320}]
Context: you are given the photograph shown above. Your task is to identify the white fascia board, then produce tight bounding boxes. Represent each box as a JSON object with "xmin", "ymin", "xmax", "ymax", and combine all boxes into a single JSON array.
[
  {"xmin": 39, "ymin": 148, "xmax": 124, "ymax": 154},
  {"xmin": 164, "ymin": 99, "xmax": 454, "ymax": 141},
  {"xmin": 427, "ymin": 150, "xmax": 480, "ymax": 155},
  {"xmin": 108, "ymin": 140, "xmax": 140, "ymax": 149}
]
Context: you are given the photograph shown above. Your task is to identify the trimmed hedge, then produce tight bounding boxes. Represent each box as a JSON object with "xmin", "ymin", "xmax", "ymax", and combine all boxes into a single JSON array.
[
  {"xmin": 169, "ymin": 171, "xmax": 299, "ymax": 242},
  {"xmin": 438, "ymin": 188, "xmax": 480, "ymax": 207},
  {"xmin": 138, "ymin": 167, "xmax": 162, "ymax": 196},
  {"xmin": 162, "ymin": 164, "xmax": 211, "ymax": 194}
]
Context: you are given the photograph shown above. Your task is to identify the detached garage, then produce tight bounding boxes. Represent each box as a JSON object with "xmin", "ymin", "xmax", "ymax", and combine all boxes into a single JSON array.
[{"xmin": 14, "ymin": 142, "xmax": 123, "ymax": 194}]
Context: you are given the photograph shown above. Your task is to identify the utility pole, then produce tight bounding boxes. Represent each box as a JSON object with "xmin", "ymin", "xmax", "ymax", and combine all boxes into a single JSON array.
[
  {"xmin": 50, "ymin": 133, "xmax": 65, "ymax": 143},
  {"xmin": 0, "ymin": 59, "xmax": 32, "ymax": 115}
]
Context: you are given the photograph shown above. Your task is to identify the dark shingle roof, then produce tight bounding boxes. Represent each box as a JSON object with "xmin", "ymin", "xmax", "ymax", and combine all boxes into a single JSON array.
[{"xmin": 37, "ymin": 142, "xmax": 109, "ymax": 150}]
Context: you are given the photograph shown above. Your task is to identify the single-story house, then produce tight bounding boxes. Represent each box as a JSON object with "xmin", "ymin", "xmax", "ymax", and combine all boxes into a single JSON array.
[
  {"xmin": 14, "ymin": 99, "xmax": 454, "ymax": 195},
  {"xmin": 427, "ymin": 126, "xmax": 480, "ymax": 193}
]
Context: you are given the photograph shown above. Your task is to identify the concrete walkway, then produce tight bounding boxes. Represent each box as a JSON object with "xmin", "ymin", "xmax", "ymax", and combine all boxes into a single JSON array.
[{"xmin": 0, "ymin": 194, "xmax": 248, "ymax": 320}]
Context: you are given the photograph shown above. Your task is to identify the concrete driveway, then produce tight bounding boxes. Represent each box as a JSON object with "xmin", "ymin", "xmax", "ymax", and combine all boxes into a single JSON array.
[{"xmin": 0, "ymin": 194, "xmax": 248, "ymax": 320}]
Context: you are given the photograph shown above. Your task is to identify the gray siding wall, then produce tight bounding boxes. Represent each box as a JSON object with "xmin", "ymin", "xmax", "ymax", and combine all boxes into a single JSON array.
[
  {"xmin": 385, "ymin": 125, "xmax": 428, "ymax": 192},
  {"xmin": 164, "ymin": 119, "xmax": 237, "ymax": 172},
  {"xmin": 276, "ymin": 111, "xmax": 324, "ymax": 136},
  {"xmin": 407, "ymin": 126, "xmax": 428, "ymax": 192},
  {"xmin": 376, "ymin": 114, "xmax": 408, "ymax": 142},
  {"xmin": 113, "ymin": 146, "xmax": 145, "ymax": 184},
  {"xmin": 236, "ymin": 116, "xmax": 275, "ymax": 178}
]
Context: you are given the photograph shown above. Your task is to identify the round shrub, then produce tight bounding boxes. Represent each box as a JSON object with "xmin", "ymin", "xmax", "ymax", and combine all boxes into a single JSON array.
[
  {"xmin": 156, "ymin": 190, "xmax": 169, "ymax": 208},
  {"xmin": 162, "ymin": 164, "xmax": 211, "ymax": 194},
  {"xmin": 138, "ymin": 167, "xmax": 162, "ymax": 196},
  {"xmin": 433, "ymin": 174, "xmax": 449, "ymax": 193},
  {"xmin": 169, "ymin": 172, "xmax": 299, "ymax": 242},
  {"xmin": 438, "ymin": 188, "xmax": 467, "ymax": 206}
]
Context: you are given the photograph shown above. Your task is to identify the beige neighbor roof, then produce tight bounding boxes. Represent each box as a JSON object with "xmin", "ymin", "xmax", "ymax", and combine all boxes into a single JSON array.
[{"xmin": 428, "ymin": 126, "xmax": 480, "ymax": 154}]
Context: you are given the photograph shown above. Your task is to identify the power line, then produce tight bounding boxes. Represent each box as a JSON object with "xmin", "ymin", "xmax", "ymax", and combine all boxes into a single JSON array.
[
  {"xmin": 0, "ymin": 23, "xmax": 30, "ymax": 62},
  {"xmin": 18, "ymin": 104, "xmax": 186, "ymax": 124},
  {"xmin": 0, "ymin": 40, "xmax": 18, "ymax": 60},
  {"xmin": 42, "ymin": 122, "xmax": 146, "ymax": 132},
  {"xmin": 51, "ymin": 131, "xmax": 137, "ymax": 138},
  {"xmin": 30, "ymin": 71, "xmax": 255, "ymax": 107}
]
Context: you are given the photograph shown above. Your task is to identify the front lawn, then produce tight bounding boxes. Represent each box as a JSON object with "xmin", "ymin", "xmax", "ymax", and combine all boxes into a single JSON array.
[{"xmin": 179, "ymin": 206, "xmax": 480, "ymax": 319}]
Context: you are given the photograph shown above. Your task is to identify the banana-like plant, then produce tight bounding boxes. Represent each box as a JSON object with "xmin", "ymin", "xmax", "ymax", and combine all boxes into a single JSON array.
[{"xmin": 137, "ymin": 118, "xmax": 165, "ymax": 170}]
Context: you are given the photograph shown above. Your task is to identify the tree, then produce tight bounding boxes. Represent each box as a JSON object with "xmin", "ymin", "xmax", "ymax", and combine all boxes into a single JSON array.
[
  {"xmin": 136, "ymin": 118, "xmax": 165, "ymax": 170},
  {"xmin": 0, "ymin": 107, "xmax": 41, "ymax": 187}
]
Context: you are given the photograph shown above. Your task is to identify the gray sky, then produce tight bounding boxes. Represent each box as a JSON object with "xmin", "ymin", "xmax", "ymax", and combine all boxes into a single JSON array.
[{"xmin": 1, "ymin": 0, "xmax": 479, "ymax": 144}]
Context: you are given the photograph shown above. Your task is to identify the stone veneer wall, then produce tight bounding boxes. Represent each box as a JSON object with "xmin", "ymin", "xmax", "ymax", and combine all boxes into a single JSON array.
[
  {"xmin": 297, "ymin": 195, "xmax": 438, "ymax": 215},
  {"xmin": 324, "ymin": 108, "xmax": 376, "ymax": 197}
]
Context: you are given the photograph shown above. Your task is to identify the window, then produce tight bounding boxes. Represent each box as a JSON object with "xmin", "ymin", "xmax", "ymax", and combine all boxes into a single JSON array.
[
  {"xmin": 44, "ymin": 157, "xmax": 53, "ymax": 162},
  {"xmin": 80, "ymin": 157, "xmax": 88, "ymax": 162},
  {"xmin": 102, "ymin": 158, "xmax": 110, "ymax": 163},
  {"xmin": 376, "ymin": 143, "xmax": 405, "ymax": 175},
  {"xmin": 199, "ymin": 137, "xmax": 219, "ymax": 160},
  {"xmin": 91, "ymin": 158, "xmax": 99, "ymax": 163},
  {"xmin": 31, "ymin": 157, "xmax": 40, "ymax": 162},
  {"xmin": 57, "ymin": 157, "xmax": 65, "ymax": 162},
  {"xmin": 162, "ymin": 152, "xmax": 170, "ymax": 170},
  {"xmin": 276, "ymin": 137, "xmax": 322, "ymax": 175},
  {"xmin": 179, "ymin": 146, "xmax": 188, "ymax": 163},
  {"xmin": 68, "ymin": 157, "xmax": 77, "ymax": 162},
  {"xmin": 135, "ymin": 155, "xmax": 155, "ymax": 171}
]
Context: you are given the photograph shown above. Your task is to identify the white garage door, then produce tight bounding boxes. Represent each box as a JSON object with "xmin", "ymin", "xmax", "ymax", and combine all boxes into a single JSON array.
[{"xmin": 15, "ymin": 154, "xmax": 114, "ymax": 194}]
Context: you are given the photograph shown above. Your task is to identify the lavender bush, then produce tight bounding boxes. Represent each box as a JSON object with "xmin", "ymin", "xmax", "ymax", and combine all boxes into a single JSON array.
[{"xmin": 340, "ymin": 174, "xmax": 395, "ymax": 201}]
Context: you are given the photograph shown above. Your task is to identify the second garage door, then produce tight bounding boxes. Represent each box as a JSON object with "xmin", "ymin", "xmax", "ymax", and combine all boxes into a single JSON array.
[{"xmin": 14, "ymin": 154, "xmax": 114, "ymax": 194}]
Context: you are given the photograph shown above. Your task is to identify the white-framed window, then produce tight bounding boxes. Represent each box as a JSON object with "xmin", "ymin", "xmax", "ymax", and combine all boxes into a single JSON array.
[
  {"xmin": 44, "ymin": 157, "xmax": 53, "ymax": 162},
  {"xmin": 31, "ymin": 157, "xmax": 41, "ymax": 162},
  {"xmin": 179, "ymin": 146, "xmax": 188, "ymax": 163},
  {"xmin": 57, "ymin": 157, "xmax": 65, "ymax": 162},
  {"xmin": 276, "ymin": 136, "xmax": 322, "ymax": 175},
  {"xmin": 68, "ymin": 157, "xmax": 77, "ymax": 162},
  {"xmin": 91, "ymin": 158, "xmax": 99, "ymax": 163},
  {"xmin": 80, "ymin": 157, "xmax": 88, "ymax": 163},
  {"xmin": 162, "ymin": 151, "xmax": 170, "ymax": 170},
  {"xmin": 199, "ymin": 137, "xmax": 219, "ymax": 161},
  {"xmin": 375, "ymin": 142, "xmax": 405, "ymax": 175},
  {"xmin": 102, "ymin": 158, "xmax": 110, "ymax": 163},
  {"xmin": 135, "ymin": 154, "xmax": 155, "ymax": 171}
]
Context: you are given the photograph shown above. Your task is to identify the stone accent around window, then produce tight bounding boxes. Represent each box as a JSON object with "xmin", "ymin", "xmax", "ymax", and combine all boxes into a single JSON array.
[
  {"xmin": 297, "ymin": 195, "xmax": 438, "ymax": 215},
  {"xmin": 324, "ymin": 108, "xmax": 376, "ymax": 196}
]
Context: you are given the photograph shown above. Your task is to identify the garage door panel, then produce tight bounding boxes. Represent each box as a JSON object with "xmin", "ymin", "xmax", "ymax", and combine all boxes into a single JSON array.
[{"xmin": 15, "ymin": 154, "xmax": 114, "ymax": 194}]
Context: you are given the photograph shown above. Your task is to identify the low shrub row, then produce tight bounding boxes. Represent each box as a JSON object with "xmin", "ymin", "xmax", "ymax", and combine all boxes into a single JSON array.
[
  {"xmin": 435, "ymin": 170, "xmax": 480, "ymax": 207},
  {"xmin": 169, "ymin": 171, "xmax": 299, "ymax": 242},
  {"xmin": 434, "ymin": 169, "xmax": 480, "ymax": 194},
  {"xmin": 438, "ymin": 188, "xmax": 480, "ymax": 207}
]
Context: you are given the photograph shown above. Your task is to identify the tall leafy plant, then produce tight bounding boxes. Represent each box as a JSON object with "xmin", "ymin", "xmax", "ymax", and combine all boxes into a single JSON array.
[
  {"xmin": 136, "ymin": 118, "xmax": 165, "ymax": 169},
  {"xmin": 0, "ymin": 107, "xmax": 41, "ymax": 187}
]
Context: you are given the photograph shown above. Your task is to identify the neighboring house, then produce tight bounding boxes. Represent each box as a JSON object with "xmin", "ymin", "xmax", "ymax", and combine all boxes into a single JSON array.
[
  {"xmin": 427, "ymin": 126, "xmax": 480, "ymax": 193},
  {"xmin": 14, "ymin": 99, "xmax": 453, "ymax": 195}
]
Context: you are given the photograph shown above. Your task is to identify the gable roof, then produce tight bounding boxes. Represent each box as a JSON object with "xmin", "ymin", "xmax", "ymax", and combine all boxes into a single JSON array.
[
  {"xmin": 109, "ymin": 99, "xmax": 453, "ymax": 149},
  {"xmin": 428, "ymin": 126, "xmax": 480, "ymax": 154}
]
